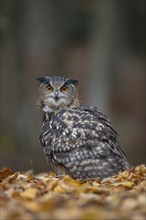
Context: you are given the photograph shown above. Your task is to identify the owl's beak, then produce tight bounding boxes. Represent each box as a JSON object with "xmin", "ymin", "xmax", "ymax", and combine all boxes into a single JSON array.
[{"xmin": 54, "ymin": 91, "xmax": 60, "ymax": 102}]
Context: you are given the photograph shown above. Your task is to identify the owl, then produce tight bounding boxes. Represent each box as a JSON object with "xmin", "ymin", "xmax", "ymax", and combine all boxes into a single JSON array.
[{"xmin": 37, "ymin": 76, "xmax": 132, "ymax": 179}]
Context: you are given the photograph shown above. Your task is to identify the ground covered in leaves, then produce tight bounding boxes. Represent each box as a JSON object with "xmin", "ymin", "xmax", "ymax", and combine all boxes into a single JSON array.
[{"xmin": 0, "ymin": 165, "xmax": 146, "ymax": 220}]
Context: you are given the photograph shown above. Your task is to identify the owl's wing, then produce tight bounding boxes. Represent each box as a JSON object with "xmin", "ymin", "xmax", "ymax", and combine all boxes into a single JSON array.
[
  {"xmin": 79, "ymin": 103, "xmax": 127, "ymax": 158},
  {"xmin": 44, "ymin": 106, "xmax": 132, "ymax": 179}
]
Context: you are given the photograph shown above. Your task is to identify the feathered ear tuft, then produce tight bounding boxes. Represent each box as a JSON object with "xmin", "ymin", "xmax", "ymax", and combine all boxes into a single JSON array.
[
  {"xmin": 64, "ymin": 78, "xmax": 79, "ymax": 86},
  {"xmin": 36, "ymin": 77, "xmax": 50, "ymax": 85}
]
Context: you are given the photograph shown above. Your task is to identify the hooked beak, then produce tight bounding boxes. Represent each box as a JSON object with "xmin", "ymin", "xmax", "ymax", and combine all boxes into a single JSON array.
[{"xmin": 54, "ymin": 91, "xmax": 60, "ymax": 102}]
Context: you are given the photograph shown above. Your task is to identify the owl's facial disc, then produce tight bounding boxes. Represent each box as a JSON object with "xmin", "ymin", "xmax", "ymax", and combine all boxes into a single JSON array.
[
  {"xmin": 43, "ymin": 83, "xmax": 76, "ymax": 110},
  {"xmin": 38, "ymin": 76, "xmax": 79, "ymax": 112}
]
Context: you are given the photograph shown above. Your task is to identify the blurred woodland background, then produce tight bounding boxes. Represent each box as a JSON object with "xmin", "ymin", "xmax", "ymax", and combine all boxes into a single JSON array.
[{"xmin": 1, "ymin": 1, "xmax": 145, "ymax": 173}]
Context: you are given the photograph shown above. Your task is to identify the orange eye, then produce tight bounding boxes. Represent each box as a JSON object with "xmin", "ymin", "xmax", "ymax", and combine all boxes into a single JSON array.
[
  {"xmin": 61, "ymin": 86, "xmax": 68, "ymax": 93},
  {"xmin": 46, "ymin": 85, "xmax": 53, "ymax": 92}
]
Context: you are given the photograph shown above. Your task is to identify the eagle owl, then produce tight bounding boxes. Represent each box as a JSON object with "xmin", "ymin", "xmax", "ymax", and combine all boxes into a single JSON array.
[{"xmin": 37, "ymin": 76, "xmax": 132, "ymax": 179}]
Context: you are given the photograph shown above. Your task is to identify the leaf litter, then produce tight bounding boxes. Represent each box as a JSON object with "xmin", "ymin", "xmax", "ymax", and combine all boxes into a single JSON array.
[{"xmin": 0, "ymin": 165, "xmax": 145, "ymax": 220}]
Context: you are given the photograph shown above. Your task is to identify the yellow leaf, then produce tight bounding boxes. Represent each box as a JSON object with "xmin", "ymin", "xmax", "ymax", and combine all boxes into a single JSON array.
[
  {"xmin": 20, "ymin": 188, "xmax": 38, "ymax": 199},
  {"xmin": 50, "ymin": 172, "xmax": 56, "ymax": 177},
  {"xmin": 54, "ymin": 183, "xmax": 72, "ymax": 193},
  {"xmin": 112, "ymin": 181, "xmax": 134, "ymax": 188},
  {"xmin": 24, "ymin": 201, "xmax": 41, "ymax": 211},
  {"xmin": 63, "ymin": 176, "xmax": 83, "ymax": 188}
]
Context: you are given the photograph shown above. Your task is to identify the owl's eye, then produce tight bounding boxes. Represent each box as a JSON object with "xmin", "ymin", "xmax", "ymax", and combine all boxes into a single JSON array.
[
  {"xmin": 61, "ymin": 86, "xmax": 68, "ymax": 93},
  {"xmin": 46, "ymin": 85, "xmax": 53, "ymax": 92}
]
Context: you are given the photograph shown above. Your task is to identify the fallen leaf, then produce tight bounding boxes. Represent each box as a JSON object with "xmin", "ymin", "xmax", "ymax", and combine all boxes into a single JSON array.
[
  {"xmin": 20, "ymin": 188, "xmax": 38, "ymax": 199},
  {"xmin": 112, "ymin": 181, "xmax": 135, "ymax": 188},
  {"xmin": 0, "ymin": 164, "xmax": 145, "ymax": 220},
  {"xmin": 0, "ymin": 168, "xmax": 14, "ymax": 181},
  {"xmin": 5, "ymin": 172, "xmax": 19, "ymax": 183}
]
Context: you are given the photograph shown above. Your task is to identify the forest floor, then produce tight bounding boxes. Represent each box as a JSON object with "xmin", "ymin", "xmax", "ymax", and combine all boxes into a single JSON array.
[{"xmin": 0, "ymin": 165, "xmax": 146, "ymax": 220}]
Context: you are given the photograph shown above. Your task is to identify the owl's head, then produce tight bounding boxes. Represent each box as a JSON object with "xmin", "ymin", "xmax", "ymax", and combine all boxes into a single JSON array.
[{"xmin": 37, "ymin": 76, "xmax": 79, "ymax": 112}]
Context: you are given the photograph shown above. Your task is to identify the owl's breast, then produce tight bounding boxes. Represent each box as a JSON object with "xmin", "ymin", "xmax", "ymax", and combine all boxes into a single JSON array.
[
  {"xmin": 42, "ymin": 109, "xmax": 98, "ymax": 152},
  {"xmin": 40, "ymin": 107, "xmax": 112, "ymax": 155}
]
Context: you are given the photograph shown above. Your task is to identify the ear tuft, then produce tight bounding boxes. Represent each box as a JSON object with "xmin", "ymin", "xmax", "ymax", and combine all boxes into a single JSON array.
[
  {"xmin": 65, "ymin": 78, "xmax": 79, "ymax": 86},
  {"xmin": 36, "ymin": 77, "xmax": 50, "ymax": 84}
]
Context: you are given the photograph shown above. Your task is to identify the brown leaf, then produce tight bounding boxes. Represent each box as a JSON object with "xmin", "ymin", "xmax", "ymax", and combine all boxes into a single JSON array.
[
  {"xmin": 0, "ymin": 168, "xmax": 14, "ymax": 181},
  {"xmin": 1, "ymin": 165, "xmax": 146, "ymax": 220},
  {"xmin": 7, "ymin": 172, "xmax": 19, "ymax": 183}
]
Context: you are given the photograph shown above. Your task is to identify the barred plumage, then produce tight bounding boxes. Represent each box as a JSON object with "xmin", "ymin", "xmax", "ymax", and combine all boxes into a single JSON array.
[{"xmin": 37, "ymin": 76, "xmax": 132, "ymax": 179}]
